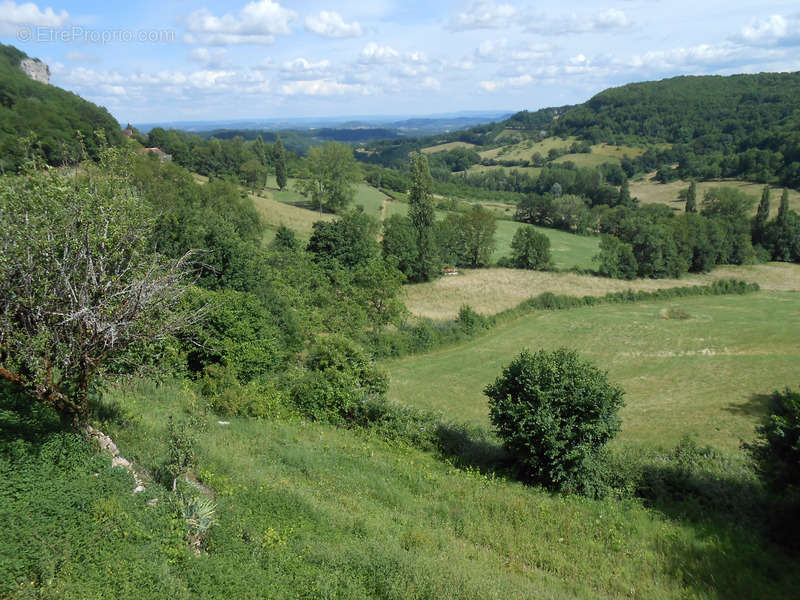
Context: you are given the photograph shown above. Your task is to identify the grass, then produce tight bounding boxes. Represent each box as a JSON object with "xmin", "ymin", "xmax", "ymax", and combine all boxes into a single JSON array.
[
  {"xmin": 386, "ymin": 291, "xmax": 800, "ymax": 451},
  {"xmin": 553, "ymin": 153, "xmax": 621, "ymax": 168},
  {"xmin": 492, "ymin": 221, "xmax": 599, "ymax": 266},
  {"xmin": 402, "ymin": 262, "xmax": 800, "ymax": 320},
  {"xmin": 465, "ymin": 164, "xmax": 542, "ymax": 177},
  {"xmin": 420, "ymin": 141, "xmax": 476, "ymax": 154},
  {"xmin": 631, "ymin": 174, "xmax": 800, "ymax": 217},
  {"xmin": 479, "ymin": 137, "xmax": 574, "ymax": 161},
  {"xmin": 5, "ymin": 376, "xmax": 799, "ymax": 598},
  {"xmin": 353, "ymin": 183, "xmax": 390, "ymax": 219},
  {"xmin": 248, "ymin": 189, "xmax": 334, "ymax": 241}
]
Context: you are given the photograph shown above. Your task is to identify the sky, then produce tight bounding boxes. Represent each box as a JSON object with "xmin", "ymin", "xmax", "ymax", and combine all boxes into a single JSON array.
[{"xmin": 2, "ymin": 1, "xmax": 800, "ymax": 125}]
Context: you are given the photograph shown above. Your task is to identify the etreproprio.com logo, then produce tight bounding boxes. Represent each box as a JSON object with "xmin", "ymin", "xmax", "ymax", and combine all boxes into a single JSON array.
[{"xmin": 17, "ymin": 25, "xmax": 176, "ymax": 44}]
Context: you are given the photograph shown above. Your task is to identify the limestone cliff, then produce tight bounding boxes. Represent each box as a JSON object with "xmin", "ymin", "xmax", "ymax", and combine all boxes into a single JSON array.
[{"xmin": 19, "ymin": 57, "xmax": 50, "ymax": 84}]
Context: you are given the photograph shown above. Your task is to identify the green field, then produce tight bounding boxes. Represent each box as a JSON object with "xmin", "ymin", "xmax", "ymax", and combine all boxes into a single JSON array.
[
  {"xmin": 493, "ymin": 220, "xmax": 599, "ymax": 267},
  {"xmin": 353, "ymin": 183, "xmax": 390, "ymax": 219},
  {"xmin": 387, "ymin": 291, "xmax": 800, "ymax": 451}
]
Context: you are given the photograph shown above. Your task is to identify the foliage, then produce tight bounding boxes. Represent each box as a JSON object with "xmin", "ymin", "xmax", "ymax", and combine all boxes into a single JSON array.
[
  {"xmin": 291, "ymin": 334, "xmax": 388, "ymax": 423},
  {"xmin": 0, "ymin": 151, "xmax": 195, "ymax": 423},
  {"xmin": 485, "ymin": 348, "xmax": 625, "ymax": 495},
  {"xmin": 593, "ymin": 235, "xmax": 638, "ymax": 279},
  {"xmin": 306, "ymin": 210, "xmax": 379, "ymax": 270},
  {"xmin": 509, "ymin": 226, "xmax": 552, "ymax": 270},
  {"xmin": 747, "ymin": 388, "xmax": 800, "ymax": 493},
  {"xmin": 0, "ymin": 43, "xmax": 122, "ymax": 170},
  {"xmin": 297, "ymin": 141, "xmax": 361, "ymax": 213},
  {"xmin": 381, "ymin": 215, "xmax": 419, "ymax": 280},
  {"xmin": 407, "ymin": 152, "xmax": 439, "ymax": 281},
  {"xmin": 273, "ymin": 136, "xmax": 288, "ymax": 190},
  {"xmin": 440, "ymin": 206, "xmax": 497, "ymax": 268}
]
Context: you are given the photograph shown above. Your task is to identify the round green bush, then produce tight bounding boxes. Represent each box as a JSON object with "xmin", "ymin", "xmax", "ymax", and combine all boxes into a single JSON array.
[{"xmin": 485, "ymin": 348, "xmax": 625, "ymax": 495}]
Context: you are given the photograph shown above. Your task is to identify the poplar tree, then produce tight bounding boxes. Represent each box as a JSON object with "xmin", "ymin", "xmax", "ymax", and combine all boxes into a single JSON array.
[
  {"xmin": 273, "ymin": 136, "xmax": 288, "ymax": 191},
  {"xmin": 407, "ymin": 152, "xmax": 438, "ymax": 281},
  {"xmin": 685, "ymin": 180, "xmax": 697, "ymax": 213},
  {"xmin": 753, "ymin": 185, "xmax": 770, "ymax": 243}
]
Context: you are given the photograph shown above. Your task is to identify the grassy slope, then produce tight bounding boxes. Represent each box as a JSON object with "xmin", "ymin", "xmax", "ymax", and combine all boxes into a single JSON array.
[
  {"xmin": 402, "ymin": 262, "xmax": 800, "ymax": 320},
  {"xmin": 5, "ymin": 378, "xmax": 798, "ymax": 598},
  {"xmin": 387, "ymin": 291, "xmax": 800, "ymax": 450},
  {"xmin": 421, "ymin": 141, "xmax": 477, "ymax": 154}
]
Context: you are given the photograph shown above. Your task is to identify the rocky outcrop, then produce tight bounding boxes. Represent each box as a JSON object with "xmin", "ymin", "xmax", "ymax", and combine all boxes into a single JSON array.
[
  {"xmin": 20, "ymin": 58, "xmax": 50, "ymax": 85},
  {"xmin": 83, "ymin": 424, "xmax": 148, "ymax": 493}
]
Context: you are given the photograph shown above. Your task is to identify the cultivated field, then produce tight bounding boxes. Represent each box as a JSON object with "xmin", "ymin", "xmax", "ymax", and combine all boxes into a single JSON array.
[
  {"xmin": 402, "ymin": 262, "xmax": 800, "ymax": 319},
  {"xmin": 387, "ymin": 290, "xmax": 800, "ymax": 451},
  {"xmin": 631, "ymin": 175, "xmax": 800, "ymax": 217},
  {"xmin": 479, "ymin": 137, "xmax": 574, "ymax": 161}
]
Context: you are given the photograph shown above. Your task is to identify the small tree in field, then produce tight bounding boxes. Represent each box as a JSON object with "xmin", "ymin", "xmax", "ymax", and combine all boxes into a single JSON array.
[
  {"xmin": 485, "ymin": 348, "xmax": 624, "ymax": 495},
  {"xmin": 0, "ymin": 149, "xmax": 196, "ymax": 425},
  {"xmin": 509, "ymin": 226, "xmax": 552, "ymax": 270}
]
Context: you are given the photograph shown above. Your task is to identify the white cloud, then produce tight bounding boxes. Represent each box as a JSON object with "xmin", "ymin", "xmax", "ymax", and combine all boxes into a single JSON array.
[
  {"xmin": 450, "ymin": 2, "xmax": 516, "ymax": 31},
  {"xmin": 281, "ymin": 57, "xmax": 332, "ymax": 79},
  {"xmin": 280, "ymin": 79, "xmax": 369, "ymax": 96},
  {"xmin": 360, "ymin": 42, "xmax": 399, "ymax": 63},
  {"xmin": 475, "ymin": 38, "xmax": 508, "ymax": 60},
  {"xmin": 188, "ymin": 47, "xmax": 230, "ymax": 68},
  {"xmin": 735, "ymin": 14, "xmax": 800, "ymax": 47},
  {"xmin": 479, "ymin": 72, "xmax": 533, "ymax": 92},
  {"xmin": 304, "ymin": 11, "xmax": 362, "ymax": 38},
  {"xmin": 185, "ymin": 0, "xmax": 296, "ymax": 45},
  {"xmin": 526, "ymin": 8, "xmax": 630, "ymax": 35},
  {"xmin": 420, "ymin": 76, "xmax": 440, "ymax": 90},
  {"xmin": 0, "ymin": 1, "xmax": 67, "ymax": 34}
]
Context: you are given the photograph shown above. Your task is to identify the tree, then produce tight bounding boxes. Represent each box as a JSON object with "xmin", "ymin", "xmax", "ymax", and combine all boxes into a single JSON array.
[
  {"xmin": 778, "ymin": 188, "xmax": 790, "ymax": 226},
  {"xmin": 0, "ymin": 150, "xmax": 196, "ymax": 425},
  {"xmin": 753, "ymin": 185, "xmax": 771, "ymax": 244},
  {"xmin": 240, "ymin": 158, "xmax": 267, "ymax": 189},
  {"xmin": 509, "ymin": 226, "xmax": 552, "ymax": 270},
  {"xmin": 485, "ymin": 348, "xmax": 624, "ymax": 495},
  {"xmin": 746, "ymin": 388, "xmax": 800, "ymax": 493},
  {"xmin": 298, "ymin": 142, "xmax": 360, "ymax": 213},
  {"xmin": 685, "ymin": 180, "xmax": 697, "ymax": 213},
  {"xmin": 593, "ymin": 234, "xmax": 638, "ymax": 279},
  {"xmin": 273, "ymin": 136, "xmax": 288, "ymax": 191},
  {"xmin": 446, "ymin": 206, "xmax": 497, "ymax": 268},
  {"xmin": 307, "ymin": 211, "xmax": 379, "ymax": 269},
  {"xmin": 407, "ymin": 153, "xmax": 438, "ymax": 281},
  {"xmin": 381, "ymin": 215, "xmax": 418, "ymax": 280}
]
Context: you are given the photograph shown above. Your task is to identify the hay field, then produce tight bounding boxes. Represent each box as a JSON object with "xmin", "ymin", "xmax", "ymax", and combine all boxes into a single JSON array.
[
  {"xmin": 420, "ymin": 141, "xmax": 477, "ymax": 154},
  {"xmin": 403, "ymin": 263, "xmax": 800, "ymax": 320},
  {"xmin": 631, "ymin": 175, "xmax": 800, "ymax": 217}
]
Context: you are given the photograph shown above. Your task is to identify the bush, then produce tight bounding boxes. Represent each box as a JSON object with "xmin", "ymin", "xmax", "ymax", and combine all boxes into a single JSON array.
[
  {"xmin": 509, "ymin": 226, "xmax": 552, "ymax": 270},
  {"xmin": 291, "ymin": 335, "xmax": 388, "ymax": 423},
  {"xmin": 484, "ymin": 348, "xmax": 625, "ymax": 495},
  {"xmin": 747, "ymin": 388, "xmax": 800, "ymax": 493}
]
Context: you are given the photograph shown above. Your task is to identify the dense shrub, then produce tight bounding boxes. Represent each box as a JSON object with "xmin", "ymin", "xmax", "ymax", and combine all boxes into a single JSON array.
[
  {"xmin": 291, "ymin": 335, "xmax": 388, "ymax": 423},
  {"xmin": 485, "ymin": 348, "xmax": 625, "ymax": 495},
  {"xmin": 747, "ymin": 388, "xmax": 800, "ymax": 493},
  {"xmin": 509, "ymin": 226, "xmax": 553, "ymax": 270}
]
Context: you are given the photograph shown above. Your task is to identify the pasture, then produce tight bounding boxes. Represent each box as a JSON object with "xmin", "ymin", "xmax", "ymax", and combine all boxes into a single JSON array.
[{"xmin": 386, "ymin": 290, "xmax": 800, "ymax": 451}]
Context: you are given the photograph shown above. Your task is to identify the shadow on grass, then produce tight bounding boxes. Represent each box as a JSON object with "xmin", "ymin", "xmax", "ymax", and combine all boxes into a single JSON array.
[
  {"xmin": 433, "ymin": 422, "xmax": 512, "ymax": 475},
  {"xmin": 0, "ymin": 381, "xmax": 68, "ymax": 450},
  {"xmin": 722, "ymin": 392, "xmax": 771, "ymax": 418}
]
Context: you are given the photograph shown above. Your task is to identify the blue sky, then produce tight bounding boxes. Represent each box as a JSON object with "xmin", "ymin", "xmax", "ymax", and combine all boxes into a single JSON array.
[{"xmin": 2, "ymin": 1, "xmax": 800, "ymax": 125}]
